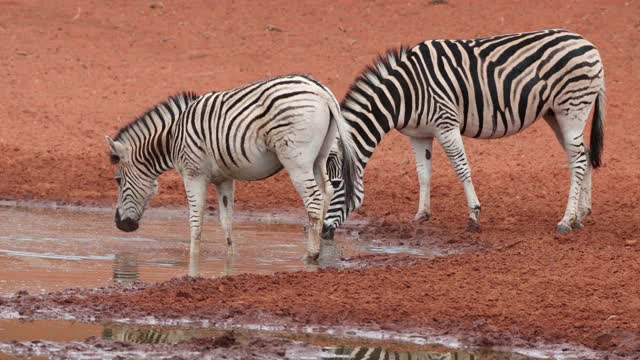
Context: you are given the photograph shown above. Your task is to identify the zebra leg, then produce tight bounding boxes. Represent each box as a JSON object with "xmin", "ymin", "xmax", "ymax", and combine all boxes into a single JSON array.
[
  {"xmin": 409, "ymin": 137, "xmax": 434, "ymax": 223},
  {"xmin": 552, "ymin": 111, "xmax": 591, "ymax": 233},
  {"xmin": 223, "ymin": 248, "xmax": 234, "ymax": 277},
  {"xmin": 215, "ymin": 179, "xmax": 235, "ymax": 254},
  {"xmin": 314, "ymin": 161, "xmax": 333, "ymax": 226},
  {"xmin": 183, "ymin": 175, "xmax": 209, "ymax": 274},
  {"xmin": 188, "ymin": 251, "xmax": 200, "ymax": 278},
  {"xmin": 314, "ymin": 122, "xmax": 337, "ymax": 229},
  {"xmin": 544, "ymin": 112, "xmax": 591, "ymax": 229},
  {"xmin": 435, "ymin": 128, "xmax": 481, "ymax": 232},
  {"xmin": 577, "ymin": 163, "xmax": 592, "ymax": 224},
  {"xmin": 312, "ymin": 158, "xmax": 333, "ymax": 264},
  {"xmin": 282, "ymin": 162, "xmax": 324, "ymax": 260}
]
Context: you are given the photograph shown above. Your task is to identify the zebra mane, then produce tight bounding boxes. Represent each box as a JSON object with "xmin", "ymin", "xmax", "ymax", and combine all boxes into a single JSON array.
[
  {"xmin": 113, "ymin": 91, "xmax": 200, "ymax": 142},
  {"xmin": 341, "ymin": 46, "xmax": 412, "ymax": 108}
]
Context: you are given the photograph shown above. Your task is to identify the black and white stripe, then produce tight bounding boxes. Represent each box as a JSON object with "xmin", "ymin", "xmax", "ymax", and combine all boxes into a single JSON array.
[
  {"xmin": 107, "ymin": 75, "xmax": 358, "ymax": 263},
  {"xmin": 323, "ymin": 29, "xmax": 605, "ymax": 236},
  {"xmin": 327, "ymin": 346, "xmax": 455, "ymax": 360},
  {"xmin": 107, "ymin": 91, "xmax": 198, "ymax": 234}
]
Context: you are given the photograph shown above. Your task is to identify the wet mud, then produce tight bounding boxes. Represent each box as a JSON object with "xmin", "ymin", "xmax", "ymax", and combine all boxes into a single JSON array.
[{"xmin": 3, "ymin": 258, "xmax": 639, "ymax": 359}]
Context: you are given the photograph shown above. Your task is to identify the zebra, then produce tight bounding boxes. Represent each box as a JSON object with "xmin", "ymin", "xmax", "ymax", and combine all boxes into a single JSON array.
[
  {"xmin": 322, "ymin": 29, "xmax": 605, "ymax": 237},
  {"xmin": 105, "ymin": 75, "xmax": 358, "ymax": 261}
]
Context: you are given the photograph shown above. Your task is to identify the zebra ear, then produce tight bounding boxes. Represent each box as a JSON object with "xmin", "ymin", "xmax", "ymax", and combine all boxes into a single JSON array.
[{"xmin": 105, "ymin": 136, "xmax": 127, "ymax": 164}]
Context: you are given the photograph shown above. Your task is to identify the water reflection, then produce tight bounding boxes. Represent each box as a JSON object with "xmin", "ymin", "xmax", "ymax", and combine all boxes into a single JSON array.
[
  {"xmin": 112, "ymin": 252, "xmax": 139, "ymax": 284},
  {"xmin": 325, "ymin": 346, "xmax": 451, "ymax": 360},
  {"xmin": 0, "ymin": 205, "xmax": 443, "ymax": 296},
  {"xmin": 0, "ymin": 320, "xmax": 544, "ymax": 360},
  {"xmin": 99, "ymin": 323, "xmax": 537, "ymax": 359},
  {"xmin": 322, "ymin": 346, "xmax": 529, "ymax": 360},
  {"xmin": 187, "ymin": 238, "xmax": 343, "ymax": 277},
  {"xmin": 103, "ymin": 324, "xmax": 208, "ymax": 345}
]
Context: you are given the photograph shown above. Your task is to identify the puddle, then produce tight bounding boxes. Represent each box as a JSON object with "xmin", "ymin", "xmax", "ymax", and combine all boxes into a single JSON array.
[
  {"xmin": 0, "ymin": 205, "xmax": 441, "ymax": 296},
  {"xmin": 0, "ymin": 319, "xmax": 544, "ymax": 359}
]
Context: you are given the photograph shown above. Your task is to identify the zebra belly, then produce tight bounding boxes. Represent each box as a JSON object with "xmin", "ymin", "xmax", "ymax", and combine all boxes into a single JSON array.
[
  {"xmin": 459, "ymin": 105, "xmax": 548, "ymax": 139},
  {"xmin": 398, "ymin": 125, "xmax": 439, "ymax": 138},
  {"xmin": 227, "ymin": 151, "xmax": 283, "ymax": 181}
]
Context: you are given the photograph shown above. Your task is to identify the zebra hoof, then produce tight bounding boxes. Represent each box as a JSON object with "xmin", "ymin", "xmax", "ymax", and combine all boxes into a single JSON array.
[
  {"xmin": 321, "ymin": 225, "xmax": 335, "ymax": 240},
  {"xmin": 412, "ymin": 212, "xmax": 431, "ymax": 224},
  {"xmin": 579, "ymin": 208, "xmax": 592, "ymax": 220},
  {"xmin": 571, "ymin": 221, "xmax": 584, "ymax": 230},
  {"xmin": 465, "ymin": 219, "xmax": 481, "ymax": 233},
  {"xmin": 556, "ymin": 224, "xmax": 572, "ymax": 233},
  {"xmin": 305, "ymin": 251, "xmax": 320, "ymax": 262}
]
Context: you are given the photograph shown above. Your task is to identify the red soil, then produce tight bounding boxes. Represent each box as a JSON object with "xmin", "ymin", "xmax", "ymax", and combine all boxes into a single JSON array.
[{"xmin": 2, "ymin": 0, "xmax": 640, "ymax": 356}]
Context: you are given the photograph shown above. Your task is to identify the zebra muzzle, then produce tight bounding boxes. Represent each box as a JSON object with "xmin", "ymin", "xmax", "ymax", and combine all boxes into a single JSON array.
[
  {"xmin": 321, "ymin": 223, "xmax": 336, "ymax": 240},
  {"xmin": 115, "ymin": 209, "xmax": 139, "ymax": 232}
]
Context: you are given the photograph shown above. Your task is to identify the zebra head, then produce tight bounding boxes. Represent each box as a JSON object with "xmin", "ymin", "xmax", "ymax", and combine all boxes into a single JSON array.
[
  {"xmin": 105, "ymin": 92, "xmax": 199, "ymax": 233},
  {"xmin": 322, "ymin": 138, "xmax": 349, "ymax": 239},
  {"xmin": 106, "ymin": 136, "xmax": 158, "ymax": 232},
  {"xmin": 327, "ymin": 138, "xmax": 344, "ymax": 189}
]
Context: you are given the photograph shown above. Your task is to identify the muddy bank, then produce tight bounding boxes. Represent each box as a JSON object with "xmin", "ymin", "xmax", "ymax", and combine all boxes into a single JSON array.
[{"xmin": 5, "ymin": 236, "xmax": 640, "ymax": 358}]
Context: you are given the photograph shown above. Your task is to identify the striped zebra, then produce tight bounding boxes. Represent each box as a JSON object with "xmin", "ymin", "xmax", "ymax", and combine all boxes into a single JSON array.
[
  {"xmin": 323, "ymin": 29, "xmax": 605, "ymax": 237},
  {"xmin": 106, "ymin": 75, "xmax": 357, "ymax": 261}
]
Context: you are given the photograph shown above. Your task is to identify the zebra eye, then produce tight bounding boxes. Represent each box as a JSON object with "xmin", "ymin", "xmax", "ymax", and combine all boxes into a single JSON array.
[
  {"xmin": 115, "ymin": 177, "xmax": 122, "ymax": 186},
  {"xmin": 331, "ymin": 179, "xmax": 342, "ymax": 188}
]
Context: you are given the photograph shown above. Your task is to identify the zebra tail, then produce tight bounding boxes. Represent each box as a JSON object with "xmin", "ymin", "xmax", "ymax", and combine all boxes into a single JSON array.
[
  {"xmin": 328, "ymin": 101, "xmax": 358, "ymax": 212},
  {"xmin": 590, "ymin": 87, "xmax": 605, "ymax": 168}
]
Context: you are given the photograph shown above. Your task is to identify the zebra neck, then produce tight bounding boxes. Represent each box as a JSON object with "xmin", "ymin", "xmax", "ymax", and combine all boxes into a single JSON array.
[
  {"xmin": 115, "ymin": 115, "xmax": 177, "ymax": 177},
  {"xmin": 342, "ymin": 54, "xmax": 416, "ymax": 173},
  {"xmin": 342, "ymin": 92, "xmax": 406, "ymax": 173},
  {"xmin": 123, "ymin": 127, "xmax": 175, "ymax": 177},
  {"xmin": 114, "ymin": 92, "xmax": 200, "ymax": 177}
]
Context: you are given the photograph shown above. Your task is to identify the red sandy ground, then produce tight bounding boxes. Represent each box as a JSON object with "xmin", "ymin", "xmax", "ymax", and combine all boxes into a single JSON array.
[{"xmin": 1, "ymin": 0, "xmax": 640, "ymax": 356}]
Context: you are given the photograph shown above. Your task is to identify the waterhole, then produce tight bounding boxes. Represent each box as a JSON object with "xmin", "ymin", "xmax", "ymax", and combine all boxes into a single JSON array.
[{"xmin": 0, "ymin": 204, "xmax": 436, "ymax": 296}]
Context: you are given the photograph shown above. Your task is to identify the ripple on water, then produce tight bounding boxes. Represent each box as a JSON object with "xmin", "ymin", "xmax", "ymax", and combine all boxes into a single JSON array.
[{"xmin": 0, "ymin": 205, "xmax": 437, "ymax": 296}]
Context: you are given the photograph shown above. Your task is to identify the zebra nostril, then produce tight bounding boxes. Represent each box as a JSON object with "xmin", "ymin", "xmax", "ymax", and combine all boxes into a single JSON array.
[
  {"xmin": 115, "ymin": 209, "xmax": 139, "ymax": 232},
  {"xmin": 116, "ymin": 216, "xmax": 139, "ymax": 232},
  {"xmin": 321, "ymin": 224, "xmax": 336, "ymax": 240}
]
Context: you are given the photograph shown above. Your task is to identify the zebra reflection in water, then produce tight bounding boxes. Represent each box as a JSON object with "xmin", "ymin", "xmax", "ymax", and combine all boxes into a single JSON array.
[
  {"xmin": 101, "ymin": 325, "xmax": 529, "ymax": 359},
  {"xmin": 102, "ymin": 325, "xmax": 199, "ymax": 345},
  {"xmin": 112, "ymin": 252, "xmax": 139, "ymax": 284},
  {"xmin": 326, "ymin": 346, "xmax": 533, "ymax": 360},
  {"xmin": 327, "ymin": 346, "xmax": 450, "ymax": 360}
]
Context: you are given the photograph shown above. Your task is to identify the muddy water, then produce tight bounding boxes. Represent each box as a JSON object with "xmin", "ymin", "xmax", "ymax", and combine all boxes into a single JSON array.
[
  {"xmin": 0, "ymin": 204, "xmax": 429, "ymax": 296},
  {"xmin": 0, "ymin": 319, "xmax": 540, "ymax": 359}
]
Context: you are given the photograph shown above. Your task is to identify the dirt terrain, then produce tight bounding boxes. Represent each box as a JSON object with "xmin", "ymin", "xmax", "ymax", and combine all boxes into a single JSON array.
[{"xmin": 1, "ymin": 0, "xmax": 640, "ymax": 358}]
